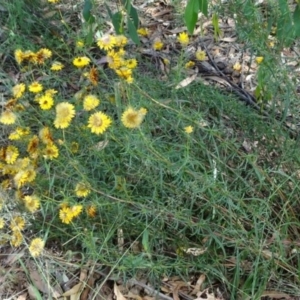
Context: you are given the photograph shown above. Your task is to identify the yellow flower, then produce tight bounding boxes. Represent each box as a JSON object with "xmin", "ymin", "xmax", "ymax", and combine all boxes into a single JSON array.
[
  {"xmin": 70, "ymin": 205, "xmax": 83, "ymax": 218},
  {"xmin": 268, "ymin": 39, "xmax": 275, "ymax": 48},
  {"xmin": 9, "ymin": 127, "xmax": 30, "ymax": 140},
  {"xmin": 75, "ymin": 182, "xmax": 91, "ymax": 197},
  {"xmin": 115, "ymin": 35, "xmax": 128, "ymax": 47},
  {"xmin": 24, "ymin": 167, "xmax": 36, "ymax": 183},
  {"xmin": 76, "ymin": 40, "xmax": 84, "ymax": 48},
  {"xmin": 177, "ymin": 32, "xmax": 189, "ymax": 46},
  {"xmin": 27, "ymin": 135, "xmax": 39, "ymax": 158},
  {"xmin": 185, "ymin": 61, "xmax": 195, "ymax": 68},
  {"xmin": 24, "ymin": 195, "xmax": 40, "ymax": 213},
  {"xmin": 153, "ymin": 39, "xmax": 164, "ymax": 50},
  {"xmin": 0, "ymin": 110, "xmax": 17, "ymax": 125},
  {"xmin": 14, "ymin": 170, "xmax": 29, "ymax": 188},
  {"xmin": 59, "ymin": 207, "xmax": 73, "ymax": 224},
  {"xmin": 29, "ymin": 238, "xmax": 44, "ymax": 257},
  {"xmin": 23, "ymin": 50, "xmax": 37, "ymax": 63},
  {"xmin": 86, "ymin": 205, "xmax": 97, "ymax": 218},
  {"xmin": 13, "ymin": 157, "xmax": 31, "ymax": 169},
  {"xmin": 137, "ymin": 28, "xmax": 149, "ymax": 37},
  {"xmin": 233, "ymin": 62, "xmax": 242, "ymax": 72},
  {"xmin": 1, "ymin": 179, "xmax": 10, "ymax": 190},
  {"xmin": 45, "ymin": 89, "xmax": 58, "ymax": 97},
  {"xmin": 73, "ymin": 56, "xmax": 90, "ymax": 68},
  {"xmin": 163, "ymin": 58, "xmax": 170, "ymax": 65},
  {"xmin": 14, "ymin": 104, "xmax": 25, "ymax": 111},
  {"xmin": 115, "ymin": 67, "xmax": 132, "ymax": 80},
  {"xmin": 54, "ymin": 102, "xmax": 75, "ymax": 129},
  {"xmin": 4, "ymin": 145, "xmax": 19, "ymax": 164},
  {"xmin": 15, "ymin": 49, "xmax": 23, "ymax": 64},
  {"xmin": 12, "ymin": 83, "xmax": 26, "ymax": 99},
  {"xmin": 117, "ymin": 48, "xmax": 126, "ymax": 56},
  {"xmin": 39, "ymin": 127, "xmax": 53, "ymax": 144},
  {"xmin": 50, "ymin": 61, "xmax": 64, "ymax": 71},
  {"xmin": 87, "ymin": 66, "xmax": 99, "ymax": 85},
  {"xmin": 5, "ymin": 98, "xmax": 17, "ymax": 110},
  {"xmin": 0, "ymin": 218, "xmax": 5, "ymax": 229},
  {"xmin": 83, "ymin": 95, "xmax": 100, "ymax": 111},
  {"xmin": 38, "ymin": 94, "xmax": 54, "ymax": 110},
  {"xmin": 184, "ymin": 126, "xmax": 193, "ymax": 134},
  {"xmin": 10, "ymin": 216, "xmax": 25, "ymax": 231},
  {"xmin": 125, "ymin": 59, "xmax": 138, "ymax": 69},
  {"xmin": 35, "ymin": 48, "xmax": 52, "ymax": 64},
  {"xmin": 88, "ymin": 111, "xmax": 112, "ymax": 135},
  {"xmin": 29, "ymin": 81, "xmax": 43, "ymax": 93},
  {"xmin": 43, "ymin": 143, "xmax": 59, "ymax": 160},
  {"xmin": 97, "ymin": 34, "xmax": 116, "ymax": 51},
  {"xmin": 107, "ymin": 51, "xmax": 124, "ymax": 69},
  {"xmin": 121, "ymin": 107, "xmax": 147, "ymax": 129},
  {"xmin": 11, "ymin": 230, "xmax": 23, "ymax": 247},
  {"xmin": 195, "ymin": 50, "xmax": 207, "ymax": 61},
  {"xmin": 125, "ymin": 76, "xmax": 134, "ymax": 84},
  {"xmin": 256, "ymin": 56, "xmax": 264, "ymax": 64}
]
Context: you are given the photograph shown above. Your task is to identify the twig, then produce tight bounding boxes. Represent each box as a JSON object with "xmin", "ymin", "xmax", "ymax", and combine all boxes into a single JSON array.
[{"xmin": 128, "ymin": 279, "xmax": 173, "ymax": 300}]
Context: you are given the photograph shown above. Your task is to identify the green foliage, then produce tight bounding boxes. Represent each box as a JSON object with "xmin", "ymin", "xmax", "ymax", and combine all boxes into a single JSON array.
[
  {"xmin": 211, "ymin": 13, "xmax": 221, "ymax": 40},
  {"xmin": 184, "ymin": 0, "xmax": 208, "ymax": 33},
  {"xmin": 104, "ymin": 0, "xmax": 140, "ymax": 44}
]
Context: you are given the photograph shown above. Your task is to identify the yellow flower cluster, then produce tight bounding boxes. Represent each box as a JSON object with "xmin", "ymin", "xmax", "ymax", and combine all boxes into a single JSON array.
[
  {"xmin": 59, "ymin": 203, "xmax": 83, "ymax": 224},
  {"xmin": 97, "ymin": 34, "xmax": 137, "ymax": 83},
  {"xmin": 0, "ymin": 26, "xmax": 154, "ymax": 254},
  {"xmin": 10, "ymin": 216, "xmax": 25, "ymax": 247},
  {"xmin": 15, "ymin": 48, "xmax": 52, "ymax": 65}
]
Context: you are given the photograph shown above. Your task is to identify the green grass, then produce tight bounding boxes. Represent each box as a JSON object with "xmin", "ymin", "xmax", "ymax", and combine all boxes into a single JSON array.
[{"xmin": 1, "ymin": 0, "xmax": 300, "ymax": 299}]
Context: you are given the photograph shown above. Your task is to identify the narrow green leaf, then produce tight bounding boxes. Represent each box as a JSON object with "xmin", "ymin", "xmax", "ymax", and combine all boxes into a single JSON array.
[
  {"xmin": 198, "ymin": 0, "xmax": 208, "ymax": 17},
  {"xmin": 184, "ymin": 0, "xmax": 199, "ymax": 34},
  {"xmin": 293, "ymin": 4, "xmax": 300, "ymax": 37},
  {"xmin": 142, "ymin": 229, "xmax": 150, "ymax": 254},
  {"xmin": 277, "ymin": 0, "xmax": 294, "ymax": 45},
  {"xmin": 127, "ymin": 18, "xmax": 140, "ymax": 45},
  {"xmin": 112, "ymin": 11, "xmax": 123, "ymax": 34},
  {"xmin": 129, "ymin": 5, "xmax": 139, "ymax": 29},
  {"xmin": 122, "ymin": 0, "xmax": 131, "ymax": 14},
  {"xmin": 83, "ymin": 0, "xmax": 94, "ymax": 24},
  {"xmin": 86, "ymin": 26, "xmax": 93, "ymax": 45},
  {"xmin": 212, "ymin": 13, "xmax": 221, "ymax": 40}
]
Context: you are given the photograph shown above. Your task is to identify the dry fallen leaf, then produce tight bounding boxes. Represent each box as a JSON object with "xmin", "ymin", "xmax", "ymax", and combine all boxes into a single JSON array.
[
  {"xmin": 62, "ymin": 282, "xmax": 83, "ymax": 297},
  {"xmin": 172, "ymin": 281, "xmax": 187, "ymax": 300},
  {"xmin": 114, "ymin": 283, "xmax": 127, "ymax": 300},
  {"xmin": 242, "ymin": 140, "xmax": 252, "ymax": 152},
  {"xmin": 191, "ymin": 274, "xmax": 206, "ymax": 295},
  {"xmin": 195, "ymin": 289, "xmax": 218, "ymax": 300},
  {"xmin": 175, "ymin": 70, "xmax": 198, "ymax": 89},
  {"xmin": 17, "ymin": 293, "xmax": 27, "ymax": 300},
  {"xmin": 182, "ymin": 247, "xmax": 207, "ymax": 256},
  {"xmin": 260, "ymin": 290, "xmax": 292, "ymax": 299},
  {"xmin": 29, "ymin": 270, "xmax": 53, "ymax": 296}
]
